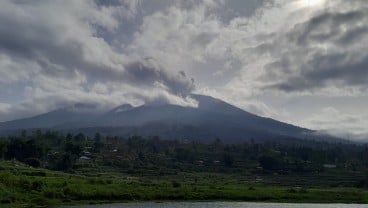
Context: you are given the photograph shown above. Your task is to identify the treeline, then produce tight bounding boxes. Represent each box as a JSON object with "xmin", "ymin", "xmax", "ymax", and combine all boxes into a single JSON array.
[
  {"xmin": 1, "ymin": 130, "xmax": 368, "ymax": 174},
  {"xmin": 0, "ymin": 130, "xmax": 90, "ymax": 171}
]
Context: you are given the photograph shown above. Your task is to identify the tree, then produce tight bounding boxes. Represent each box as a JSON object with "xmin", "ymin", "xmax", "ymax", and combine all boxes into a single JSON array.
[
  {"xmin": 5, "ymin": 139, "xmax": 25, "ymax": 160},
  {"xmin": 21, "ymin": 130, "xmax": 27, "ymax": 138},
  {"xmin": 66, "ymin": 133, "xmax": 73, "ymax": 142},
  {"xmin": 64, "ymin": 142, "xmax": 82, "ymax": 156},
  {"xmin": 73, "ymin": 133, "xmax": 86, "ymax": 144},
  {"xmin": 259, "ymin": 155, "xmax": 283, "ymax": 171},
  {"xmin": 5, "ymin": 139, "xmax": 45, "ymax": 161},
  {"xmin": 24, "ymin": 158, "xmax": 41, "ymax": 168},
  {"xmin": 57, "ymin": 153, "xmax": 75, "ymax": 171},
  {"xmin": 174, "ymin": 147, "xmax": 194, "ymax": 162},
  {"xmin": 147, "ymin": 136, "xmax": 161, "ymax": 153},
  {"xmin": 210, "ymin": 138, "xmax": 223, "ymax": 153},
  {"xmin": 223, "ymin": 153, "xmax": 234, "ymax": 167},
  {"xmin": 93, "ymin": 133, "xmax": 104, "ymax": 152},
  {"xmin": 0, "ymin": 140, "xmax": 7, "ymax": 159}
]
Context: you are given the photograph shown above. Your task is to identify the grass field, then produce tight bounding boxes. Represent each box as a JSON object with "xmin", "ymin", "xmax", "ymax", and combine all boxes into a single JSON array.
[{"xmin": 1, "ymin": 160, "xmax": 368, "ymax": 208}]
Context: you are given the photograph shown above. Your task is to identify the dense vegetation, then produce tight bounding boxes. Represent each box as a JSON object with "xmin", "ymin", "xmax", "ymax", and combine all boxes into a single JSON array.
[{"xmin": 1, "ymin": 130, "xmax": 368, "ymax": 207}]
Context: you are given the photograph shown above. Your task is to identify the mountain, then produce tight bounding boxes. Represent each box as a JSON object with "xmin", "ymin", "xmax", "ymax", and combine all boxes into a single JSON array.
[
  {"xmin": 0, "ymin": 94, "xmax": 339, "ymax": 143},
  {"xmin": 0, "ymin": 103, "xmax": 100, "ymax": 132}
]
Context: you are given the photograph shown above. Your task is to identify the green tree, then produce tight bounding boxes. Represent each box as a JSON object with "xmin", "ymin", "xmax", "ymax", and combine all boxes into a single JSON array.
[
  {"xmin": 259, "ymin": 155, "xmax": 283, "ymax": 171},
  {"xmin": 64, "ymin": 142, "xmax": 83, "ymax": 156},
  {"xmin": 66, "ymin": 133, "xmax": 73, "ymax": 142},
  {"xmin": 223, "ymin": 153, "xmax": 234, "ymax": 167},
  {"xmin": 0, "ymin": 140, "xmax": 8, "ymax": 159},
  {"xmin": 93, "ymin": 133, "xmax": 104, "ymax": 152},
  {"xmin": 73, "ymin": 133, "xmax": 86, "ymax": 143},
  {"xmin": 57, "ymin": 153, "xmax": 75, "ymax": 171}
]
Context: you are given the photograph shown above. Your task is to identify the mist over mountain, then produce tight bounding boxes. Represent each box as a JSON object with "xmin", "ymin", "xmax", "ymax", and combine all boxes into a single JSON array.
[{"xmin": 0, "ymin": 94, "xmax": 343, "ymax": 144}]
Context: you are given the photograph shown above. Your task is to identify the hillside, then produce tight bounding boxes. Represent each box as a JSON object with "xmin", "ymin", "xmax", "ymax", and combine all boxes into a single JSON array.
[{"xmin": 0, "ymin": 94, "xmax": 337, "ymax": 143}]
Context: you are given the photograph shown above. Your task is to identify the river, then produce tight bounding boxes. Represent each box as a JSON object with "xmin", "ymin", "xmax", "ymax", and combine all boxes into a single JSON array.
[{"xmin": 59, "ymin": 202, "xmax": 367, "ymax": 208}]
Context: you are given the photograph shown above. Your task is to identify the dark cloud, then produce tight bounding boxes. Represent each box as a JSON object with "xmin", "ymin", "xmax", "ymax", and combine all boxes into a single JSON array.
[
  {"xmin": 0, "ymin": 0, "xmax": 367, "ymax": 138},
  {"xmin": 124, "ymin": 58, "xmax": 195, "ymax": 96},
  {"xmin": 263, "ymin": 2, "xmax": 368, "ymax": 93},
  {"xmin": 292, "ymin": 10, "xmax": 365, "ymax": 46},
  {"xmin": 0, "ymin": 1, "xmax": 120, "ymax": 79},
  {"xmin": 208, "ymin": 0, "xmax": 275, "ymax": 23},
  {"xmin": 0, "ymin": 0, "xmax": 195, "ymax": 98}
]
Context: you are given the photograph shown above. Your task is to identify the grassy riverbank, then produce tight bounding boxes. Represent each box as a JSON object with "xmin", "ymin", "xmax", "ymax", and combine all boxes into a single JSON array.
[
  {"xmin": 1, "ymin": 160, "xmax": 368, "ymax": 208},
  {"xmin": 2, "ymin": 132, "xmax": 368, "ymax": 207}
]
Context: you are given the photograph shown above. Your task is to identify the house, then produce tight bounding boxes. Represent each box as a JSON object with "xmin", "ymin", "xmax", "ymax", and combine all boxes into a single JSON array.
[{"xmin": 79, "ymin": 156, "xmax": 91, "ymax": 161}]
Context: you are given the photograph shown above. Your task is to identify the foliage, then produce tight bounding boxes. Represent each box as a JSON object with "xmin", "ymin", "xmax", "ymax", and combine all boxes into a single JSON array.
[{"xmin": 1, "ymin": 130, "xmax": 368, "ymax": 206}]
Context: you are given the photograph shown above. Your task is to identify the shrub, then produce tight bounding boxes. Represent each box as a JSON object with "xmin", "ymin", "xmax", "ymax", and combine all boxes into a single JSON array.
[
  {"xmin": 299, "ymin": 187, "xmax": 308, "ymax": 193},
  {"xmin": 18, "ymin": 178, "xmax": 31, "ymax": 191},
  {"xmin": 172, "ymin": 180, "xmax": 181, "ymax": 188},
  {"xmin": 248, "ymin": 186, "xmax": 256, "ymax": 191},
  {"xmin": 31, "ymin": 180, "xmax": 43, "ymax": 192},
  {"xmin": 0, "ymin": 196, "xmax": 16, "ymax": 204},
  {"xmin": 24, "ymin": 158, "xmax": 41, "ymax": 168},
  {"xmin": 286, "ymin": 188, "xmax": 297, "ymax": 193},
  {"xmin": 31, "ymin": 197, "xmax": 49, "ymax": 206}
]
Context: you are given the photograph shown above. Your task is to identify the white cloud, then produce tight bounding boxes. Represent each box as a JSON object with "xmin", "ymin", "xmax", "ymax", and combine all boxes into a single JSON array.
[
  {"xmin": 0, "ymin": 0, "xmax": 197, "ymax": 121},
  {"xmin": 0, "ymin": 53, "xmax": 41, "ymax": 84},
  {"xmin": 301, "ymin": 107, "xmax": 368, "ymax": 140},
  {"xmin": 0, "ymin": 0, "xmax": 367, "ymax": 140}
]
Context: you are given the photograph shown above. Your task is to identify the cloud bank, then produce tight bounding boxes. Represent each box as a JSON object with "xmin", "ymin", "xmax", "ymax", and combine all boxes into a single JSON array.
[
  {"xmin": 0, "ymin": 0, "xmax": 367, "ymax": 139},
  {"xmin": 0, "ymin": 0, "xmax": 196, "ymax": 121}
]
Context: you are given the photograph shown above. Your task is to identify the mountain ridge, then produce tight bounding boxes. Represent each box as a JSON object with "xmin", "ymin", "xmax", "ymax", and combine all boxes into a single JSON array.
[{"xmin": 0, "ymin": 94, "xmax": 343, "ymax": 143}]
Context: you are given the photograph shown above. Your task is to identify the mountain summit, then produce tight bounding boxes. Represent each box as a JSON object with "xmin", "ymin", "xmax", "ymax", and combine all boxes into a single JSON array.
[{"xmin": 0, "ymin": 94, "xmax": 325, "ymax": 143}]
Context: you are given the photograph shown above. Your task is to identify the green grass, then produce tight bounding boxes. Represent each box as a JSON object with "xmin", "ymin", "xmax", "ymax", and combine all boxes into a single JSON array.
[{"xmin": 1, "ymin": 160, "xmax": 368, "ymax": 207}]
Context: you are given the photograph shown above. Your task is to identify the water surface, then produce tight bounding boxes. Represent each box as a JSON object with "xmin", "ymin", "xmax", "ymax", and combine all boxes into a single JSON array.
[{"xmin": 59, "ymin": 202, "xmax": 367, "ymax": 208}]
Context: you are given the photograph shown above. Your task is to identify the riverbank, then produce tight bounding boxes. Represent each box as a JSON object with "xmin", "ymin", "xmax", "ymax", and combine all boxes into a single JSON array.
[
  {"xmin": 1, "ymin": 160, "xmax": 368, "ymax": 208},
  {"xmin": 57, "ymin": 202, "xmax": 368, "ymax": 208}
]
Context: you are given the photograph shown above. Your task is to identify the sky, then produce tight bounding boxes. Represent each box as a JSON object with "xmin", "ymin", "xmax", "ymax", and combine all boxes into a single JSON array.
[{"xmin": 0, "ymin": 0, "xmax": 367, "ymax": 140}]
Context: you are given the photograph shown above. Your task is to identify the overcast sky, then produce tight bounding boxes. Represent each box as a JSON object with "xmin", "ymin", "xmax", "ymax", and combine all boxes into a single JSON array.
[{"xmin": 0, "ymin": 0, "xmax": 367, "ymax": 140}]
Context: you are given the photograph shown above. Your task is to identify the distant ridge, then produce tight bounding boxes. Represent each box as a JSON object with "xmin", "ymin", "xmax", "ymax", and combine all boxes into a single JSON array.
[{"xmin": 0, "ymin": 94, "xmax": 344, "ymax": 143}]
